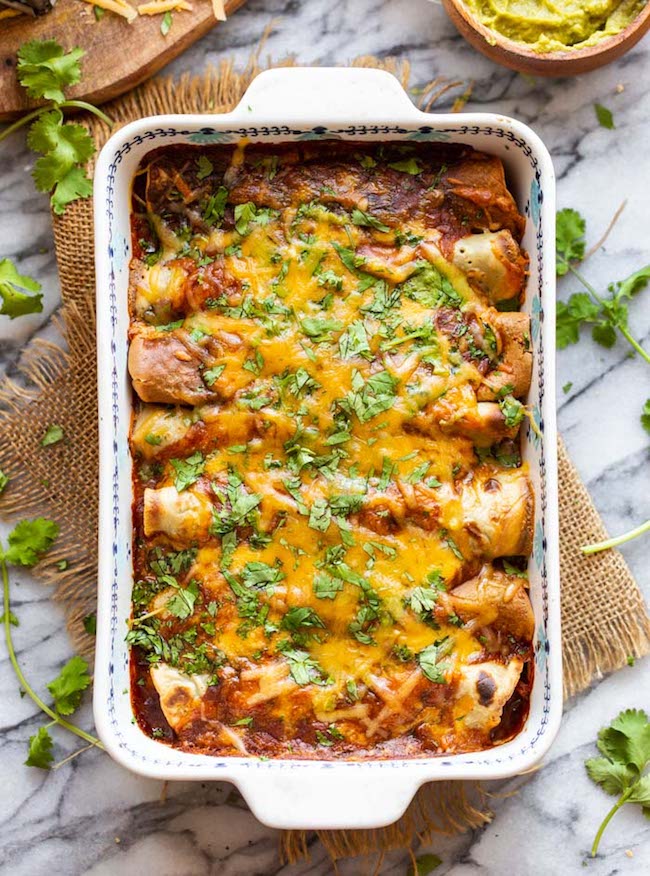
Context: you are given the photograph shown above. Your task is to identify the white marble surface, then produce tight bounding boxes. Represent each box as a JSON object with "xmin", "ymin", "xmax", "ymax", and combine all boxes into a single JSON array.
[{"xmin": 1, "ymin": 1, "xmax": 649, "ymax": 873}]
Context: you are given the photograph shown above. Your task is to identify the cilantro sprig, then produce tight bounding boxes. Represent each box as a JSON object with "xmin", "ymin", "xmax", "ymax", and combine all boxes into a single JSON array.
[
  {"xmin": 586, "ymin": 709, "xmax": 650, "ymax": 856},
  {"xmin": 0, "ymin": 40, "xmax": 112, "ymax": 215},
  {"xmin": 0, "ymin": 258, "xmax": 43, "ymax": 319},
  {"xmin": 556, "ymin": 207, "xmax": 650, "ymax": 553},
  {"xmin": 1, "ymin": 518, "xmax": 102, "ymax": 768},
  {"xmin": 556, "ymin": 208, "xmax": 650, "ymax": 365}
]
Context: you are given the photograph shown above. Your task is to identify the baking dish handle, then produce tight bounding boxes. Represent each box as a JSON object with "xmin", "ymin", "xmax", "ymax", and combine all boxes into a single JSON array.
[
  {"xmin": 228, "ymin": 66, "xmax": 419, "ymax": 124},
  {"xmin": 235, "ymin": 768, "xmax": 420, "ymax": 831}
]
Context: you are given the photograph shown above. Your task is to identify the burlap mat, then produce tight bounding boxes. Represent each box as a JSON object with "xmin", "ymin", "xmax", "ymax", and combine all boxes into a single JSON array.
[{"xmin": 1, "ymin": 52, "xmax": 649, "ymax": 870}]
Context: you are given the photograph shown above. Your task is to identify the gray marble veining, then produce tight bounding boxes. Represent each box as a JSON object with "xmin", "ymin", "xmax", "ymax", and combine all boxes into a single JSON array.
[{"xmin": 1, "ymin": 0, "xmax": 649, "ymax": 873}]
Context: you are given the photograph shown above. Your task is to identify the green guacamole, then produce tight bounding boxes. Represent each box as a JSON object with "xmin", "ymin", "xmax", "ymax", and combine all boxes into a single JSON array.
[{"xmin": 463, "ymin": 0, "xmax": 646, "ymax": 53}]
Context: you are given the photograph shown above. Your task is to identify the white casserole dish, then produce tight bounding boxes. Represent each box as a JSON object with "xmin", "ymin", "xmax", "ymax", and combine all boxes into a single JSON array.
[{"xmin": 93, "ymin": 67, "xmax": 562, "ymax": 831}]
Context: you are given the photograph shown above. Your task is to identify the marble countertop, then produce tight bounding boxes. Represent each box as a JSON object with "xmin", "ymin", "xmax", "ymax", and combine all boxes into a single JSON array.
[{"xmin": 1, "ymin": 1, "xmax": 649, "ymax": 873}]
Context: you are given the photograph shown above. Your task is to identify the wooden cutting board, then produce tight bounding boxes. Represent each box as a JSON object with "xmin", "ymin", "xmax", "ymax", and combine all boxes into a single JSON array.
[{"xmin": 0, "ymin": 0, "xmax": 246, "ymax": 120}]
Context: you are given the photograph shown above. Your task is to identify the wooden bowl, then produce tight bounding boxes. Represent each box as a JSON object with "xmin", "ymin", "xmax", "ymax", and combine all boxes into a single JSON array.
[{"xmin": 441, "ymin": 0, "xmax": 650, "ymax": 76}]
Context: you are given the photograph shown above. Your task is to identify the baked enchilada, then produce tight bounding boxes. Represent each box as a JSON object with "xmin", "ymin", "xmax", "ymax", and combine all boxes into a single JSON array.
[{"xmin": 126, "ymin": 141, "xmax": 535, "ymax": 759}]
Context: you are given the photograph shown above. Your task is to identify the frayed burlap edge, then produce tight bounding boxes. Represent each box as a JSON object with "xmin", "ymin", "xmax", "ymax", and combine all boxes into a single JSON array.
[
  {"xmin": 0, "ymin": 296, "xmax": 99, "ymax": 653},
  {"xmin": 280, "ymin": 781, "xmax": 494, "ymax": 868},
  {"xmin": 1, "ymin": 47, "xmax": 649, "ymax": 870}
]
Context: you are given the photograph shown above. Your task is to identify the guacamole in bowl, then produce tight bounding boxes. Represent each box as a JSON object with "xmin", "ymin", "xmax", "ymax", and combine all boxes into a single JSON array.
[{"xmin": 462, "ymin": 0, "xmax": 646, "ymax": 53}]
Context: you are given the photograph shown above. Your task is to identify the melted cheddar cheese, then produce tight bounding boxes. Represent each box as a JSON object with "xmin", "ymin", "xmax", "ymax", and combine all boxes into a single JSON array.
[{"xmin": 127, "ymin": 141, "xmax": 534, "ymax": 759}]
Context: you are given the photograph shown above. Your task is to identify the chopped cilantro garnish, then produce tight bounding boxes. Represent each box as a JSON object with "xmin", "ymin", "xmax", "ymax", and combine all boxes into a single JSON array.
[
  {"xmin": 389, "ymin": 157, "xmax": 422, "ymax": 175},
  {"xmin": 338, "ymin": 369, "xmax": 399, "ymax": 423},
  {"xmin": 301, "ymin": 316, "xmax": 343, "ymax": 343},
  {"xmin": 339, "ymin": 320, "xmax": 372, "ymax": 360},
  {"xmin": 203, "ymin": 364, "xmax": 225, "ymax": 386},
  {"xmin": 170, "ymin": 451, "xmax": 205, "ymax": 492},
  {"xmin": 351, "ymin": 208, "xmax": 390, "ymax": 232},
  {"xmin": 418, "ymin": 637, "xmax": 453, "ymax": 683},
  {"xmin": 313, "ymin": 572, "xmax": 344, "ymax": 600}
]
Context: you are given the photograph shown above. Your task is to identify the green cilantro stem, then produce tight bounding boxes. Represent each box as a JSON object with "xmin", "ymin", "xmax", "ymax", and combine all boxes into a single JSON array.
[
  {"xmin": 57, "ymin": 100, "xmax": 113, "ymax": 126},
  {"xmin": 617, "ymin": 325, "xmax": 650, "ymax": 365},
  {"xmin": 1, "ymin": 549, "xmax": 103, "ymax": 751},
  {"xmin": 582, "ymin": 518, "xmax": 650, "ymax": 555},
  {"xmin": 0, "ymin": 107, "xmax": 47, "ymax": 143},
  {"xmin": 0, "ymin": 100, "xmax": 111, "ymax": 146},
  {"xmin": 591, "ymin": 787, "xmax": 633, "ymax": 857},
  {"xmin": 567, "ymin": 264, "xmax": 599, "ymax": 297},
  {"xmin": 568, "ymin": 265, "xmax": 650, "ymax": 364}
]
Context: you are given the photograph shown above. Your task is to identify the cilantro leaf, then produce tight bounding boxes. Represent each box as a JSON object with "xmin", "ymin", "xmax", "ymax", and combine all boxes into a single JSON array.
[
  {"xmin": 418, "ymin": 637, "xmax": 453, "ymax": 683},
  {"xmin": 360, "ymin": 281, "xmax": 401, "ymax": 318},
  {"xmin": 281, "ymin": 606, "xmax": 325, "ymax": 632},
  {"xmin": 0, "ymin": 609, "xmax": 19, "ymax": 626},
  {"xmin": 3, "ymin": 518, "xmax": 59, "ymax": 567},
  {"xmin": 499, "ymin": 395, "xmax": 526, "ymax": 428},
  {"xmin": 166, "ymin": 579, "xmax": 199, "ymax": 620},
  {"xmin": 301, "ymin": 317, "xmax": 343, "ymax": 343},
  {"xmin": 241, "ymin": 561, "xmax": 285, "ymax": 589},
  {"xmin": 627, "ymin": 774, "xmax": 650, "ymax": 807},
  {"xmin": 26, "ymin": 110, "xmax": 95, "ymax": 214},
  {"xmin": 170, "ymin": 451, "xmax": 205, "ymax": 492},
  {"xmin": 598, "ymin": 709, "xmax": 650, "ymax": 772},
  {"xmin": 0, "ymin": 469, "xmax": 7, "ymax": 494},
  {"xmin": 594, "ymin": 103, "xmax": 615, "ymax": 130},
  {"xmin": 17, "ymin": 40, "xmax": 84, "ymax": 103},
  {"xmin": 196, "ymin": 155, "xmax": 214, "ymax": 179},
  {"xmin": 317, "ymin": 269, "xmax": 343, "ymax": 291},
  {"xmin": 203, "ymin": 364, "xmax": 225, "ymax": 386},
  {"xmin": 408, "ymin": 586, "xmax": 440, "ymax": 615},
  {"xmin": 440, "ymin": 529, "xmax": 464, "ymax": 560},
  {"xmin": 402, "ymin": 262, "xmax": 462, "ymax": 309},
  {"xmin": 586, "ymin": 708, "xmax": 650, "ymax": 856},
  {"xmin": 49, "ymin": 165, "xmax": 94, "ymax": 216},
  {"xmin": 29, "ymin": 111, "xmax": 94, "ymax": 184},
  {"xmin": 41, "ymin": 424, "xmax": 64, "ymax": 446},
  {"xmin": 210, "ymin": 477, "xmax": 262, "ymax": 535},
  {"xmin": 339, "ymin": 320, "xmax": 371, "ymax": 360},
  {"xmin": 25, "ymin": 726, "xmax": 54, "ymax": 769},
  {"xmin": 641, "ymin": 399, "xmax": 650, "ymax": 435},
  {"xmin": 556, "ymin": 208, "xmax": 586, "ymax": 275},
  {"xmin": 234, "ymin": 202, "xmax": 278, "ymax": 236},
  {"xmin": 160, "ymin": 10, "xmax": 173, "ymax": 36},
  {"xmin": 0, "ymin": 258, "xmax": 43, "ymax": 319},
  {"xmin": 332, "ymin": 242, "xmax": 366, "ymax": 274},
  {"xmin": 409, "ymin": 854, "xmax": 442, "ymax": 876},
  {"xmin": 338, "ymin": 369, "xmax": 398, "ymax": 423},
  {"xmin": 282, "ymin": 648, "xmax": 329, "ymax": 686},
  {"xmin": 351, "ymin": 208, "xmax": 390, "ymax": 232},
  {"xmin": 388, "ymin": 157, "xmax": 422, "ymax": 175},
  {"xmin": 313, "ymin": 571, "xmax": 343, "ymax": 599},
  {"xmin": 203, "ymin": 187, "xmax": 229, "ymax": 226},
  {"xmin": 556, "ymin": 293, "xmax": 600, "ymax": 348},
  {"xmin": 47, "ymin": 655, "xmax": 91, "ymax": 716},
  {"xmin": 616, "ymin": 264, "xmax": 650, "ymax": 301},
  {"xmin": 591, "ymin": 322, "xmax": 617, "ymax": 348},
  {"xmin": 308, "ymin": 497, "xmax": 332, "ymax": 532},
  {"xmin": 585, "ymin": 757, "xmax": 636, "ymax": 795}
]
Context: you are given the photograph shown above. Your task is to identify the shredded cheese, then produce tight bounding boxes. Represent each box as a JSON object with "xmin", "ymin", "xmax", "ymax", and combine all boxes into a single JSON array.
[
  {"xmin": 138, "ymin": 0, "xmax": 193, "ymax": 14},
  {"xmin": 211, "ymin": 0, "xmax": 226, "ymax": 20},
  {"xmin": 81, "ymin": 0, "xmax": 138, "ymax": 22},
  {"xmin": 79, "ymin": 0, "xmax": 226, "ymax": 23}
]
